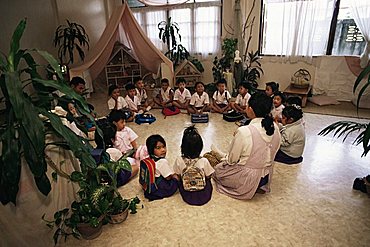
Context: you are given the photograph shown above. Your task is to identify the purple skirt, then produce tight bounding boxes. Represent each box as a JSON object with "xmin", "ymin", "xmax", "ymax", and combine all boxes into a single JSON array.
[
  {"xmin": 117, "ymin": 169, "xmax": 132, "ymax": 187},
  {"xmin": 178, "ymin": 178, "xmax": 213, "ymax": 206},
  {"xmin": 144, "ymin": 177, "xmax": 178, "ymax": 201},
  {"xmin": 274, "ymin": 149, "xmax": 303, "ymax": 164}
]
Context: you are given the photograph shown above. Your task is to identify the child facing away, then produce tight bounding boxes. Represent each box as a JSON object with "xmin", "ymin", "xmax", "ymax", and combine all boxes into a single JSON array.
[
  {"xmin": 211, "ymin": 79, "xmax": 231, "ymax": 113},
  {"xmin": 134, "ymin": 77, "xmax": 152, "ymax": 111},
  {"xmin": 188, "ymin": 82, "xmax": 211, "ymax": 114},
  {"xmin": 265, "ymin": 81, "xmax": 279, "ymax": 98},
  {"xmin": 230, "ymin": 82, "xmax": 251, "ymax": 113},
  {"xmin": 173, "ymin": 126, "xmax": 214, "ymax": 206},
  {"xmin": 153, "ymin": 78, "xmax": 174, "ymax": 109},
  {"xmin": 124, "ymin": 83, "xmax": 144, "ymax": 113},
  {"xmin": 274, "ymin": 105, "xmax": 305, "ymax": 164},
  {"xmin": 172, "ymin": 77, "xmax": 191, "ymax": 110},
  {"xmin": 140, "ymin": 135, "xmax": 179, "ymax": 201},
  {"xmin": 271, "ymin": 91, "xmax": 286, "ymax": 122}
]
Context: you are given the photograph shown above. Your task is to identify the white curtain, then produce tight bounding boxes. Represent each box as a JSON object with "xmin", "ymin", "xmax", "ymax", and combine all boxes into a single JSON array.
[
  {"xmin": 137, "ymin": 0, "xmax": 190, "ymax": 6},
  {"xmin": 349, "ymin": 0, "xmax": 370, "ymax": 68},
  {"xmin": 262, "ymin": 0, "xmax": 335, "ymax": 63}
]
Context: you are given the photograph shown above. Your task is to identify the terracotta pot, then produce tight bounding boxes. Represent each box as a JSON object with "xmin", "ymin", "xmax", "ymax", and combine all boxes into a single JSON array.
[
  {"xmin": 108, "ymin": 206, "xmax": 129, "ymax": 224},
  {"xmin": 76, "ymin": 215, "xmax": 104, "ymax": 240}
]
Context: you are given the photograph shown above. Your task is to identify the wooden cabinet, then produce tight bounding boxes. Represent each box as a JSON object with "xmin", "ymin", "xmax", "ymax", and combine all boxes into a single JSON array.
[
  {"xmin": 174, "ymin": 60, "xmax": 202, "ymax": 87},
  {"xmin": 105, "ymin": 43, "xmax": 142, "ymax": 87}
]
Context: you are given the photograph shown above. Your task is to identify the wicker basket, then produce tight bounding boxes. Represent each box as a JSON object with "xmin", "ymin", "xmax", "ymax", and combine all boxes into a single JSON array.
[{"xmin": 291, "ymin": 69, "xmax": 311, "ymax": 89}]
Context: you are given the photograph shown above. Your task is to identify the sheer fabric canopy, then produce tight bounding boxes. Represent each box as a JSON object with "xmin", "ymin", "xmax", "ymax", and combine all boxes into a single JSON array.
[
  {"xmin": 70, "ymin": 2, "xmax": 173, "ymax": 85},
  {"xmin": 137, "ymin": 0, "xmax": 190, "ymax": 6}
]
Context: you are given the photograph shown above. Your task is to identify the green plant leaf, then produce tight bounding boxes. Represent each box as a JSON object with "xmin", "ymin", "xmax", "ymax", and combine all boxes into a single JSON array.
[
  {"xmin": 36, "ymin": 50, "xmax": 63, "ymax": 80},
  {"xmin": 8, "ymin": 19, "xmax": 26, "ymax": 72}
]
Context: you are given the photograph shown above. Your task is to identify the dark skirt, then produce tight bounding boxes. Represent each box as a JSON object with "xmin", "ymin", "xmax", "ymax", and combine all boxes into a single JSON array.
[
  {"xmin": 274, "ymin": 149, "xmax": 303, "ymax": 164},
  {"xmin": 117, "ymin": 169, "xmax": 132, "ymax": 187},
  {"xmin": 144, "ymin": 177, "xmax": 178, "ymax": 201},
  {"xmin": 178, "ymin": 178, "xmax": 213, "ymax": 206}
]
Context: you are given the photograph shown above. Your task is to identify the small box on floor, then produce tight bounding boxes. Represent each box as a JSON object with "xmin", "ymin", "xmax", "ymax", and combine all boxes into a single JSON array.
[{"xmin": 191, "ymin": 113, "xmax": 209, "ymax": 123}]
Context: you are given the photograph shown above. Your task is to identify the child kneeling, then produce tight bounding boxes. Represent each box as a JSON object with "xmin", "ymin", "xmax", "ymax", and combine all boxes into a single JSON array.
[
  {"xmin": 140, "ymin": 135, "xmax": 179, "ymax": 201},
  {"xmin": 174, "ymin": 126, "xmax": 214, "ymax": 206}
]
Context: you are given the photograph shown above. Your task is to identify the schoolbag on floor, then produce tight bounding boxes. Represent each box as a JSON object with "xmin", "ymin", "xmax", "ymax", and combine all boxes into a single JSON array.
[
  {"xmin": 182, "ymin": 158, "xmax": 206, "ymax": 191},
  {"xmin": 223, "ymin": 110, "xmax": 244, "ymax": 122},
  {"xmin": 139, "ymin": 158, "xmax": 159, "ymax": 193},
  {"xmin": 191, "ymin": 113, "xmax": 209, "ymax": 123},
  {"xmin": 135, "ymin": 113, "xmax": 156, "ymax": 125},
  {"xmin": 162, "ymin": 106, "xmax": 180, "ymax": 116}
]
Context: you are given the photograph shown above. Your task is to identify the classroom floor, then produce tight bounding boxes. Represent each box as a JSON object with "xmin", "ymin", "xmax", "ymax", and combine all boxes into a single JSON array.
[{"xmin": 62, "ymin": 90, "xmax": 370, "ymax": 246}]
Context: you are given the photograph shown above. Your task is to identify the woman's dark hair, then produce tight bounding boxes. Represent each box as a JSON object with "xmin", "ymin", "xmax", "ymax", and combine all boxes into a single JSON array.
[
  {"xmin": 108, "ymin": 84, "xmax": 118, "ymax": 96},
  {"xmin": 181, "ymin": 126, "xmax": 203, "ymax": 159},
  {"xmin": 266, "ymin": 81, "xmax": 279, "ymax": 94},
  {"xmin": 248, "ymin": 92, "xmax": 275, "ymax": 136},
  {"xmin": 146, "ymin": 134, "xmax": 166, "ymax": 157},
  {"xmin": 282, "ymin": 105, "xmax": 303, "ymax": 122},
  {"xmin": 273, "ymin": 91, "xmax": 286, "ymax": 104},
  {"xmin": 95, "ymin": 119, "xmax": 116, "ymax": 149}
]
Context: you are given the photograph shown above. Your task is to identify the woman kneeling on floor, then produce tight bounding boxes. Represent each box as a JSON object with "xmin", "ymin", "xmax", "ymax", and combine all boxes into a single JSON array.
[{"xmin": 212, "ymin": 92, "xmax": 281, "ymax": 199}]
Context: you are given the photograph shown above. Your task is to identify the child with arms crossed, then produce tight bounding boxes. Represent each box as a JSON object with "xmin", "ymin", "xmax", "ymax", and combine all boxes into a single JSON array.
[
  {"xmin": 141, "ymin": 135, "xmax": 179, "ymax": 201},
  {"xmin": 173, "ymin": 77, "xmax": 191, "ymax": 110},
  {"xmin": 274, "ymin": 105, "xmax": 305, "ymax": 164},
  {"xmin": 211, "ymin": 79, "xmax": 231, "ymax": 113},
  {"xmin": 188, "ymin": 82, "xmax": 210, "ymax": 114},
  {"xmin": 230, "ymin": 82, "xmax": 251, "ymax": 113},
  {"xmin": 174, "ymin": 126, "xmax": 214, "ymax": 206}
]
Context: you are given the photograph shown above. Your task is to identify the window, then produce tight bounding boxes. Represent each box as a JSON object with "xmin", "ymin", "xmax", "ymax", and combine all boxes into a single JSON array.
[
  {"xmin": 129, "ymin": 0, "xmax": 221, "ymax": 57},
  {"xmin": 261, "ymin": 0, "xmax": 368, "ymax": 57}
]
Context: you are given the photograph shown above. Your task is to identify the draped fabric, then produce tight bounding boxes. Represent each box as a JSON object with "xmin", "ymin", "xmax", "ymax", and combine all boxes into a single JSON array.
[
  {"xmin": 69, "ymin": 2, "xmax": 173, "ymax": 86},
  {"xmin": 349, "ymin": 1, "xmax": 370, "ymax": 68}
]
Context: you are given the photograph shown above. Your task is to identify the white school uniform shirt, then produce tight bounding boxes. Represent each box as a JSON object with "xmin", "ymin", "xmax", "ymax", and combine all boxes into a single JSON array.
[
  {"xmin": 113, "ymin": 127, "xmax": 138, "ymax": 154},
  {"xmin": 160, "ymin": 87, "xmax": 173, "ymax": 103},
  {"xmin": 235, "ymin": 93, "xmax": 251, "ymax": 107},
  {"xmin": 279, "ymin": 118, "xmax": 305, "ymax": 158},
  {"xmin": 135, "ymin": 88, "xmax": 148, "ymax": 104},
  {"xmin": 173, "ymin": 157, "xmax": 214, "ymax": 177},
  {"xmin": 190, "ymin": 92, "xmax": 210, "ymax": 107},
  {"xmin": 271, "ymin": 104, "xmax": 285, "ymax": 120},
  {"xmin": 212, "ymin": 90, "xmax": 231, "ymax": 104},
  {"xmin": 124, "ymin": 95, "xmax": 141, "ymax": 111},
  {"xmin": 107, "ymin": 96, "xmax": 128, "ymax": 110},
  {"xmin": 174, "ymin": 88, "xmax": 191, "ymax": 104},
  {"xmin": 155, "ymin": 158, "xmax": 174, "ymax": 178}
]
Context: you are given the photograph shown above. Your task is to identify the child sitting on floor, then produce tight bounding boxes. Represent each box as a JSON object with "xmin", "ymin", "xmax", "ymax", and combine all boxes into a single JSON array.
[
  {"xmin": 107, "ymin": 85, "xmax": 128, "ymax": 111},
  {"xmin": 188, "ymin": 81, "xmax": 210, "ymax": 114},
  {"xmin": 230, "ymin": 82, "xmax": 251, "ymax": 114},
  {"xmin": 271, "ymin": 91, "xmax": 286, "ymax": 122},
  {"xmin": 211, "ymin": 79, "xmax": 231, "ymax": 113},
  {"xmin": 274, "ymin": 105, "xmax": 305, "ymax": 164},
  {"xmin": 174, "ymin": 126, "xmax": 214, "ymax": 206},
  {"xmin": 134, "ymin": 77, "xmax": 152, "ymax": 111},
  {"xmin": 153, "ymin": 78, "xmax": 174, "ymax": 109},
  {"xmin": 140, "ymin": 134, "xmax": 179, "ymax": 201},
  {"xmin": 124, "ymin": 83, "xmax": 144, "ymax": 114},
  {"xmin": 173, "ymin": 77, "xmax": 191, "ymax": 110}
]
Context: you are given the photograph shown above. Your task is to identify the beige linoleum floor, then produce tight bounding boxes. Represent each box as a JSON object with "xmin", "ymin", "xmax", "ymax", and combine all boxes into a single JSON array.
[{"xmin": 63, "ymin": 90, "xmax": 370, "ymax": 246}]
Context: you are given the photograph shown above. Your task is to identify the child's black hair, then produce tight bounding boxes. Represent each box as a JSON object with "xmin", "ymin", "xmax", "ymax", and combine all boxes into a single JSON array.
[
  {"xmin": 282, "ymin": 105, "xmax": 303, "ymax": 122},
  {"xmin": 238, "ymin": 82, "xmax": 249, "ymax": 91},
  {"xmin": 266, "ymin": 81, "xmax": 279, "ymax": 94},
  {"xmin": 95, "ymin": 118, "xmax": 116, "ymax": 149},
  {"xmin": 286, "ymin": 96, "xmax": 302, "ymax": 107},
  {"xmin": 181, "ymin": 125, "xmax": 203, "ymax": 159},
  {"xmin": 194, "ymin": 81, "xmax": 205, "ymax": 88},
  {"xmin": 146, "ymin": 134, "xmax": 166, "ymax": 158},
  {"xmin": 70, "ymin": 76, "xmax": 85, "ymax": 87},
  {"xmin": 161, "ymin": 78, "xmax": 169, "ymax": 84},
  {"xmin": 109, "ymin": 109, "xmax": 128, "ymax": 122},
  {"xmin": 248, "ymin": 92, "xmax": 275, "ymax": 136},
  {"xmin": 134, "ymin": 77, "xmax": 143, "ymax": 84},
  {"xmin": 273, "ymin": 91, "xmax": 286, "ymax": 104},
  {"xmin": 217, "ymin": 78, "xmax": 227, "ymax": 86},
  {"xmin": 176, "ymin": 77, "xmax": 186, "ymax": 84},
  {"xmin": 108, "ymin": 84, "xmax": 118, "ymax": 96},
  {"xmin": 125, "ymin": 83, "xmax": 136, "ymax": 91}
]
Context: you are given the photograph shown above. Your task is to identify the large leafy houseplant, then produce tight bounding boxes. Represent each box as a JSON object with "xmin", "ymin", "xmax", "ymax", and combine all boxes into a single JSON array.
[
  {"xmin": 212, "ymin": 38, "xmax": 238, "ymax": 82},
  {"xmin": 319, "ymin": 62, "xmax": 370, "ymax": 157},
  {"xmin": 53, "ymin": 19, "xmax": 89, "ymax": 65},
  {"xmin": 0, "ymin": 19, "xmax": 96, "ymax": 206},
  {"xmin": 243, "ymin": 50, "xmax": 263, "ymax": 90}
]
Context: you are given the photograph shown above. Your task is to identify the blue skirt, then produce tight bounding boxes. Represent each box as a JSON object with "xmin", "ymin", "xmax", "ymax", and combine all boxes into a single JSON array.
[
  {"xmin": 144, "ymin": 177, "xmax": 178, "ymax": 201},
  {"xmin": 274, "ymin": 149, "xmax": 303, "ymax": 164},
  {"xmin": 117, "ymin": 169, "xmax": 132, "ymax": 187},
  {"xmin": 178, "ymin": 178, "xmax": 213, "ymax": 206}
]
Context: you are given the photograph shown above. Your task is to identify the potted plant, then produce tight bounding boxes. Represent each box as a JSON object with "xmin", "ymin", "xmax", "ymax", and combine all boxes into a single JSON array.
[
  {"xmin": 53, "ymin": 19, "xmax": 89, "ymax": 65},
  {"xmin": 212, "ymin": 38, "xmax": 238, "ymax": 82},
  {"xmin": 0, "ymin": 19, "xmax": 96, "ymax": 206},
  {"xmin": 318, "ymin": 61, "xmax": 370, "ymax": 195},
  {"xmin": 243, "ymin": 50, "xmax": 263, "ymax": 90}
]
